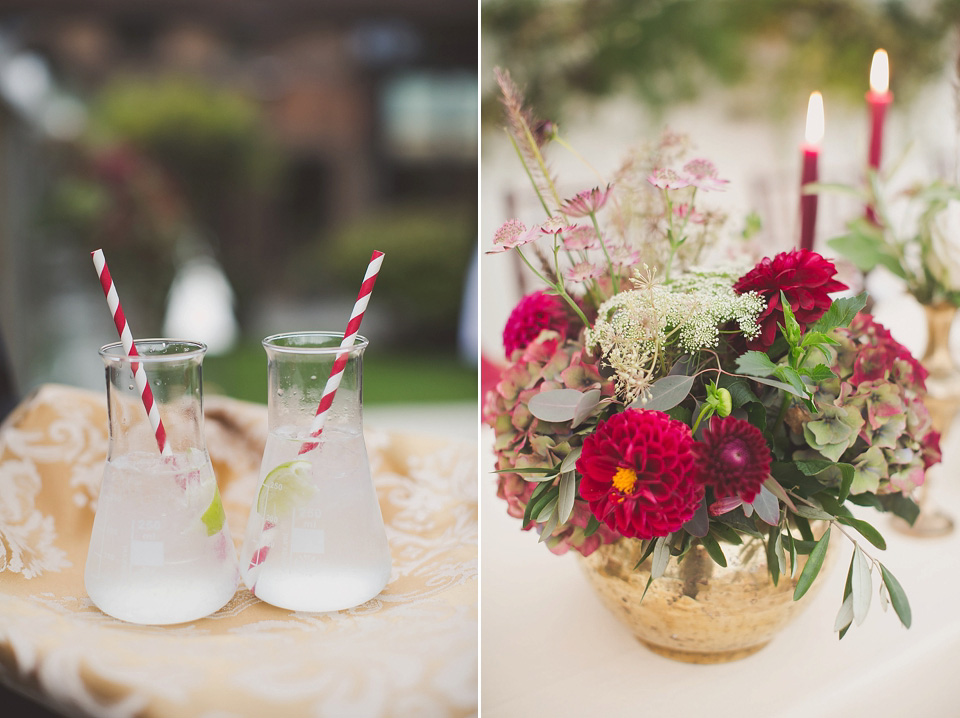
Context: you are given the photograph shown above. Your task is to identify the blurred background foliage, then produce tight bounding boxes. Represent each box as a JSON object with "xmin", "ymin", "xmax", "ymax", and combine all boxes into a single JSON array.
[
  {"xmin": 483, "ymin": 0, "xmax": 960, "ymax": 124},
  {"xmin": 0, "ymin": 3, "xmax": 478, "ymax": 406}
]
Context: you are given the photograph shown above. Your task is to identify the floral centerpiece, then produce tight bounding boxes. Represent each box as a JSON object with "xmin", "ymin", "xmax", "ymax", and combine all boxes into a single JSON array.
[{"xmin": 484, "ymin": 69, "xmax": 940, "ymax": 648}]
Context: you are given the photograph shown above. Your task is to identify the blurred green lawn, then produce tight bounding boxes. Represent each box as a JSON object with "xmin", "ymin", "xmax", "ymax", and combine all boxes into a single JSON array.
[{"xmin": 203, "ymin": 340, "xmax": 477, "ymax": 405}]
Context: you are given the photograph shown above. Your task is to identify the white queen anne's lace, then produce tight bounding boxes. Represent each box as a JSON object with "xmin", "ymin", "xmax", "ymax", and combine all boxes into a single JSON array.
[{"xmin": 586, "ymin": 268, "xmax": 764, "ymax": 402}]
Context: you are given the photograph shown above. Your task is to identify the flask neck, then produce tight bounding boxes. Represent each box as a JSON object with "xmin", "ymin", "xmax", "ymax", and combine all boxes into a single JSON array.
[
  {"xmin": 100, "ymin": 340, "xmax": 207, "ymax": 458},
  {"xmin": 262, "ymin": 332, "xmax": 366, "ymax": 438}
]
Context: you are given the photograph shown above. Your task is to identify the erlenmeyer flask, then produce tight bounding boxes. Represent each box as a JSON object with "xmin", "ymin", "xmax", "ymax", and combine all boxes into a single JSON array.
[
  {"xmin": 240, "ymin": 331, "xmax": 391, "ymax": 612},
  {"xmin": 85, "ymin": 340, "xmax": 239, "ymax": 624}
]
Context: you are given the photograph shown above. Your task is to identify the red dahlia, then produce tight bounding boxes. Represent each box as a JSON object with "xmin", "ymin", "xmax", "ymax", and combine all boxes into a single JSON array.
[
  {"xmin": 576, "ymin": 409, "xmax": 702, "ymax": 540},
  {"xmin": 734, "ymin": 249, "xmax": 847, "ymax": 350},
  {"xmin": 694, "ymin": 416, "xmax": 772, "ymax": 503},
  {"xmin": 502, "ymin": 290, "xmax": 570, "ymax": 356}
]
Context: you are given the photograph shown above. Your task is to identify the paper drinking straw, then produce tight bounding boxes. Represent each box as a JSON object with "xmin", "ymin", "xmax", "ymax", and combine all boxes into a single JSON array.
[
  {"xmin": 298, "ymin": 249, "xmax": 384, "ymax": 455},
  {"xmin": 91, "ymin": 249, "xmax": 171, "ymax": 456}
]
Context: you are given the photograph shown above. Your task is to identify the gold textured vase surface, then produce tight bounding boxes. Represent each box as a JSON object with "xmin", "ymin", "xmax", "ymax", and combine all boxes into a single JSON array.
[
  {"xmin": 920, "ymin": 302, "xmax": 960, "ymax": 435},
  {"xmin": 579, "ymin": 534, "xmax": 830, "ymax": 664}
]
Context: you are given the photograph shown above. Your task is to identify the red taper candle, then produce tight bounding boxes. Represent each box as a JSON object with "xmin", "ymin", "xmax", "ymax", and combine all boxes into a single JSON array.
[
  {"xmin": 800, "ymin": 91, "xmax": 824, "ymax": 251},
  {"xmin": 867, "ymin": 49, "xmax": 892, "ymax": 171},
  {"xmin": 866, "ymin": 49, "xmax": 891, "ymax": 223}
]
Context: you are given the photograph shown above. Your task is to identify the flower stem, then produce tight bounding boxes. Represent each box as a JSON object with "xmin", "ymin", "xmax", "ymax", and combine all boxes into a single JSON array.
[{"xmin": 516, "ymin": 248, "xmax": 590, "ymax": 327}]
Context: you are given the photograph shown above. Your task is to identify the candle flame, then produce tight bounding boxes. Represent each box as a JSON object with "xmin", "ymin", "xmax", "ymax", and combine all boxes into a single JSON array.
[
  {"xmin": 870, "ymin": 49, "xmax": 889, "ymax": 93},
  {"xmin": 805, "ymin": 91, "xmax": 824, "ymax": 145}
]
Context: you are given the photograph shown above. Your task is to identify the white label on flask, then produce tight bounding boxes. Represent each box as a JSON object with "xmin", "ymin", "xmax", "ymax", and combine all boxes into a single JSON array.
[
  {"xmin": 130, "ymin": 540, "xmax": 165, "ymax": 566},
  {"xmin": 291, "ymin": 527, "xmax": 325, "ymax": 555}
]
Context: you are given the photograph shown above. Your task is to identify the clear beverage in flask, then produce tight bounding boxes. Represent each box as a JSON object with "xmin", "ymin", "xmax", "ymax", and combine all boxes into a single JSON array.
[{"xmin": 240, "ymin": 331, "xmax": 391, "ymax": 611}]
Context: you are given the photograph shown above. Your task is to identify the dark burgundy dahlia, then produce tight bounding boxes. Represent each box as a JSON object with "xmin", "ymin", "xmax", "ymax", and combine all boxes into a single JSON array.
[
  {"xmin": 694, "ymin": 416, "xmax": 772, "ymax": 503},
  {"xmin": 576, "ymin": 409, "xmax": 702, "ymax": 540},
  {"xmin": 502, "ymin": 290, "xmax": 570, "ymax": 356},
  {"xmin": 734, "ymin": 249, "xmax": 847, "ymax": 350}
]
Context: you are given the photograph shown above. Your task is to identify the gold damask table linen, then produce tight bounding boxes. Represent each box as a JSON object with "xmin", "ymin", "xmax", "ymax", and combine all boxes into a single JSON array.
[{"xmin": 0, "ymin": 385, "xmax": 478, "ymax": 718}]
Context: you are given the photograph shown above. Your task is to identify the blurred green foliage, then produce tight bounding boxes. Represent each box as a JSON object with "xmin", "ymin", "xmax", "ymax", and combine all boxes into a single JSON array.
[
  {"xmin": 483, "ymin": 0, "xmax": 957, "ymax": 124},
  {"xmin": 203, "ymin": 340, "xmax": 476, "ymax": 405},
  {"xmin": 89, "ymin": 77, "xmax": 278, "ymax": 199},
  {"xmin": 288, "ymin": 204, "xmax": 476, "ymax": 344}
]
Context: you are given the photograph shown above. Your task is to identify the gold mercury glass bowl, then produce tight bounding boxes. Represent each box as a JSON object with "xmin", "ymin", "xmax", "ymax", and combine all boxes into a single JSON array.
[{"xmin": 578, "ymin": 527, "xmax": 833, "ymax": 664}]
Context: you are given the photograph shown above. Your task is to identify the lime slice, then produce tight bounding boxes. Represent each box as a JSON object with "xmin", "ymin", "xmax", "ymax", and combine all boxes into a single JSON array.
[
  {"xmin": 257, "ymin": 460, "xmax": 315, "ymax": 517},
  {"xmin": 201, "ymin": 487, "xmax": 226, "ymax": 536}
]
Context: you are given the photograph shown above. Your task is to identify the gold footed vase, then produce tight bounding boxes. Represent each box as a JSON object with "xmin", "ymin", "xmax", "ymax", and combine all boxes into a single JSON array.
[
  {"xmin": 893, "ymin": 302, "xmax": 956, "ymax": 538},
  {"xmin": 579, "ymin": 534, "xmax": 831, "ymax": 664}
]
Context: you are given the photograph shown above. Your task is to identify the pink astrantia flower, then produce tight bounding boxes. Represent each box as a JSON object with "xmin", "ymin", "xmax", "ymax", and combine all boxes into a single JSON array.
[
  {"xmin": 487, "ymin": 218, "xmax": 538, "ymax": 254},
  {"xmin": 538, "ymin": 216, "xmax": 576, "ymax": 235},
  {"xmin": 610, "ymin": 246, "xmax": 641, "ymax": 267},
  {"xmin": 673, "ymin": 203, "xmax": 705, "ymax": 223},
  {"xmin": 562, "ymin": 225, "xmax": 600, "ymax": 251},
  {"xmin": 566, "ymin": 261, "xmax": 605, "ymax": 283},
  {"xmin": 561, "ymin": 185, "xmax": 613, "ymax": 218},
  {"xmin": 648, "ymin": 168, "xmax": 691, "ymax": 190},
  {"xmin": 682, "ymin": 159, "xmax": 729, "ymax": 191}
]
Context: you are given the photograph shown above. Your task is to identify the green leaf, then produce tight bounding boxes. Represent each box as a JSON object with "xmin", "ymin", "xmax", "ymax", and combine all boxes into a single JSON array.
[
  {"xmin": 800, "ymin": 332, "xmax": 840, "ymax": 349},
  {"xmin": 851, "ymin": 545, "xmax": 873, "ymax": 626},
  {"xmin": 746, "ymin": 374, "xmax": 808, "ymax": 398},
  {"xmin": 794, "ymin": 527, "xmax": 831, "ymax": 600},
  {"xmin": 735, "ymin": 351, "xmax": 779, "ymax": 378},
  {"xmin": 765, "ymin": 526, "xmax": 781, "ymax": 586},
  {"xmin": 538, "ymin": 508, "xmax": 559, "ymax": 544},
  {"xmin": 524, "ymin": 484, "xmax": 557, "ymax": 525},
  {"xmin": 708, "ymin": 521, "xmax": 743, "ymax": 545},
  {"xmin": 492, "ymin": 466, "xmax": 556, "ymax": 475},
  {"xmin": 774, "ymin": 365, "xmax": 809, "ymax": 398},
  {"xmin": 699, "ymin": 533, "xmax": 727, "ymax": 568},
  {"xmin": 879, "ymin": 564, "xmax": 912, "ymax": 628},
  {"xmin": 763, "ymin": 477, "xmax": 797, "ymax": 512},
  {"xmin": 792, "ymin": 504, "xmax": 834, "ymax": 521},
  {"xmin": 682, "ymin": 498, "xmax": 709, "ymax": 537},
  {"xmin": 536, "ymin": 496, "xmax": 558, "ymax": 523},
  {"xmin": 834, "ymin": 593, "xmax": 855, "ymax": 633},
  {"xmin": 557, "ymin": 471, "xmax": 576, "ymax": 524},
  {"xmin": 810, "ymin": 292, "xmax": 869, "ymax": 334},
  {"xmin": 634, "ymin": 539, "xmax": 657, "ymax": 570},
  {"xmin": 665, "ymin": 405, "xmax": 692, "ymax": 424},
  {"xmin": 571, "ymin": 389, "xmax": 602, "ymax": 428},
  {"xmin": 559, "ymin": 446, "xmax": 582, "ymax": 474},
  {"xmin": 631, "ymin": 374, "xmax": 695, "ymax": 411},
  {"xmin": 583, "ymin": 514, "xmax": 601, "ymax": 538},
  {"xmin": 784, "ymin": 528, "xmax": 799, "ymax": 578},
  {"xmin": 651, "ymin": 536, "xmax": 671, "ymax": 579},
  {"xmin": 836, "ymin": 515, "xmax": 887, "ymax": 550},
  {"xmin": 528, "ymin": 388, "xmax": 585, "ymax": 423},
  {"xmin": 801, "ymin": 364, "xmax": 836, "ymax": 382},
  {"xmin": 795, "ymin": 515, "xmax": 815, "ymax": 542},
  {"xmin": 751, "ymin": 485, "xmax": 781, "ymax": 526}
]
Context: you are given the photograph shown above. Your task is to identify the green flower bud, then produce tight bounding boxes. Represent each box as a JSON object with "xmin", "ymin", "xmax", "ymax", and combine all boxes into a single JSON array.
[{"xmin": 716, "ymin": 387, "xmax": 733, "ymax": 417}]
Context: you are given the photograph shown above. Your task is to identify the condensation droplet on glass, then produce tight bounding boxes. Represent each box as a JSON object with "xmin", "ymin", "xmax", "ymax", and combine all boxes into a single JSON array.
[
  {"xmin": 310, "ymin": 375, "xmax": 317, "ymax": 381},
  {"xmin": 278, "ymin": 389, "xmax": 285, "ymax": 396},
  {"xmin": 128, "ymin": 384, "xmax": 135, "ymax": 391}
]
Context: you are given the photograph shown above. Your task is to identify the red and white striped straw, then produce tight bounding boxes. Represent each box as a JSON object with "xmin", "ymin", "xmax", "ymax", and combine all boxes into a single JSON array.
[
  {"xmin": 91, "ymin": 249, "xmax": 171, "ymax": 456},
  {"xmin": 298, "ymin": 249, "xmax": 384, "ymax": 455}
]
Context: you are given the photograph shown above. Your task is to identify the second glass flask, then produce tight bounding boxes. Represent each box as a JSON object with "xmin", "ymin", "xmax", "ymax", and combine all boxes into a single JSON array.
[{"xmin": 240, "ymin": 331, "xmax": 392, "ymax": 611}]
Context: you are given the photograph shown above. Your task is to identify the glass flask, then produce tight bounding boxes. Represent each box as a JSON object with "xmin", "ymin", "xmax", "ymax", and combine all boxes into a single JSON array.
[
  {"xmin": 85, "ymin": 340, "xmax": 239, "ymax": 624},
  {"xmin": 240, "ymin": 331, "xmax": 391, "ymax": 612}
]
